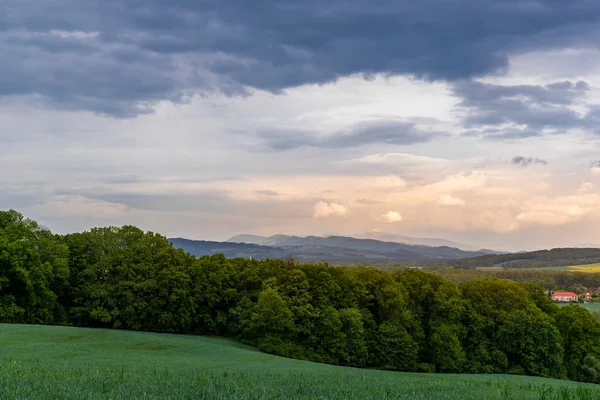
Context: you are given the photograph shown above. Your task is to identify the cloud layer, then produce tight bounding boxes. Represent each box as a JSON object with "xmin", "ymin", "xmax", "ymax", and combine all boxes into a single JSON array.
[
  {"xmin": 511, "ymin": 156, "xmax": 548, "ymax": 167},
  {"xmin": 2, "ymin": 0, "xmax": 600, "ymax": 115},
  {"xmin": 456, "ymin": 80, "xmax": 598, "ymax": 139},
  {"xmin": 257, "ymin": 120, "xmax": 437, "ymax": 150}
]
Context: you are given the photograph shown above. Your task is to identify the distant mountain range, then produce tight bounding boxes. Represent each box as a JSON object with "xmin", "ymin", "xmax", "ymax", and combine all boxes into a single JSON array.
[
  {"xmin": 227, "ymin": 233, "xmax": 499, "ymax": 253},
  {"xmin": 170, "ymin": 234, "xmax": 498, "ymax": 264},
  {"xmin": 351, "ymin": 232, "xmax": 474, "ymax": 250},
  {"xmin": 226, "ymin": 232, "xmax": 502, "ymax": 252}
]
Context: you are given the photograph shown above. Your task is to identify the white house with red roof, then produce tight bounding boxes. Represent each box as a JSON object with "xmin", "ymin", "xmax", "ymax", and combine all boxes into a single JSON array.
[{"xmin": 552, "ymin": 291, "xmax": 578, "ymax": 302}]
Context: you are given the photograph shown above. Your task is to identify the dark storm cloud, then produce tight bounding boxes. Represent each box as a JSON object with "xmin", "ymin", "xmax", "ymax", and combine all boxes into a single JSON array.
[
  {"xmin": 2, "ymin": 0, "xmax": 600, "ymax": 116},
  {"xmin": 511, "ymin": 156, "xmax": 548, "ymax": 167},
  {"xmin": 455, "ymin": 80, "xmax": 599, "ymax": 138},
  {"xmin": 257, "ymin": 120, "xmax": 437, "ymax": 150}
]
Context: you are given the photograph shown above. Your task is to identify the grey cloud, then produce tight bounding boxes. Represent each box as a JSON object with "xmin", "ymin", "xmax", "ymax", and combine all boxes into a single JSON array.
[
  {"xmin": 0, "ymin": 193, "xmax": 44, "ymax": 209},
  {"xmin": 355, "ymin": 198, "xmax": 382, "ymax": 205},
  {"xmin": 588, "ymin": 106, "xmax": 600, "ymax": 123},
  {"xmin": 256, "ymin": 129, "xmax": 315, "ymax": 151},
  {"xmin": 463, "ymin": 127, "xmax": 541, "ymax": 140},
  {"xmin": 98, "ymin": 174, "xmax": 143, "ymax": 185},
  {"xmin": 88, "ymin": 192, "xmax": 230, "ymax": 213},
  {"xmin": 2, "ymin": 0, "xmax": 600, "ymax": 115},
  {"xmin": 86, "ymin": 191, "xmax": 314, "ymax": 219},
  {"xmin": 455, "ymin": 80, "xmax": 599, "ymax": 138},
  {"xmin": 324, "ymin": 121, "xmax": 437, "ymax": 148},
  {"xmin": 258, "ymin": 120, "xmax": 437, "ymax": 150},
  {"xmin": 255, "ymin": 190, "xmax": 280, "ymax": 196},
  {"xmin": 511, "ymin": 156, "xmax": 548, "ymax": 167}
]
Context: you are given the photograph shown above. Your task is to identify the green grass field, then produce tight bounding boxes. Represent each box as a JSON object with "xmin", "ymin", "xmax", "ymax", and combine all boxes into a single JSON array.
[
  {"xmin": 581, "ymin": 303, "xmax": 600, "ymax": 311},
  {"xmin": 570, "ymin": 303, "xmax": 600, "ymax": 312},
  {"xmin": 1, "ymin": 324, "xmax": 599, "ymax": 399},
  {"xmin": 558, "ymin": 302, "xmax": 600, "ymax": 312}
]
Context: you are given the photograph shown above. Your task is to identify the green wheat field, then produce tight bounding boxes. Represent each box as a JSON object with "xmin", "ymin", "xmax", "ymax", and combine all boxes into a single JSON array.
[{"xmin": 1, "ymin": 324, "xmax": 599, "ymax": 399}]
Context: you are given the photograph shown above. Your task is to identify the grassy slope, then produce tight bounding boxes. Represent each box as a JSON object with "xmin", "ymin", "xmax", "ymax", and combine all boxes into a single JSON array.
[
  {"xmin": 1, "ymin": 324, "xmax": 599, "ymax": 400},
  {"xmin": 558, "ymin": 302, "xmax": 600, "ymax": 312}
]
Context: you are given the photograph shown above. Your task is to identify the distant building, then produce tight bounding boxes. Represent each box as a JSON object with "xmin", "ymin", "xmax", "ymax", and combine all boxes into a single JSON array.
[
  {"xmin": 584, "ymin": 292, "xmax": 592, "ymax": 301},
  {"xmin": 552, "ymin": 291, "xmax": 578, "ymax": 302}
]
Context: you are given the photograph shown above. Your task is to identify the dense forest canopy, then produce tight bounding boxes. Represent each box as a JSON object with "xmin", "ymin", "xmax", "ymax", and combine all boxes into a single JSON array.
[{"xmin": 3, "ymin": 210, "xmax": 600, "ymax": 384}]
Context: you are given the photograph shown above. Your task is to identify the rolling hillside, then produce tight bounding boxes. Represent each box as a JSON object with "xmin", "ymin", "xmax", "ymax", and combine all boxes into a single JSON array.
[
  {"xmin": 171, "ymin": 235, "xmax": 489, "ymax": 262},
  {"xmin": 1, "ymin": 324, "xmax": 599, "ymax": 399},
  {"xmin": 451, "ymin": 248, "xmax": 600, "ymax": 269},
  {"xmin": 228, "ymin": 233, "xmax": 502, "ymax": 254}
]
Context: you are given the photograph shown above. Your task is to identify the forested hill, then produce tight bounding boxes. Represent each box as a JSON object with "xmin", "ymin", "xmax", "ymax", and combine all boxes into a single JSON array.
[
  {"xmin": 450, "ymin": 248, "xmax": 600, "ymax": 269},
  {"xmin": 169, "ymin": 238, "xmax": 286, "ymax": 259},
  {"xmin": 4, "ymin": 209, "xmax": 600, "ymax": 385},
  {"xmin": 227, "ymin": 232, "xmax": 473, "ymax": 250},
  {"xmin": 170, "ymin": 235, "xmax": 489, "ymax": 262}
]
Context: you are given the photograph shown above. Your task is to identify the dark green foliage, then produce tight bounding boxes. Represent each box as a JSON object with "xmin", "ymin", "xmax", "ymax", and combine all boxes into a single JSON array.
[
  {"xmin": 0, "ymin": 210, "xmax": 68, "ymax": 324},
  {"xmin": 2, "ymin": 209, "xmax": 600, "ymax": 384},
  {"xmin": 249, "ymin": 287, "xmax": 295, "ymax": 340},
  {"xmin": 63, "ymin": 226, "xmax": 195, "ymax": 332},
  {"xmin": 372, "ymin": 321, "xmax": 418, "ymax": 370},
  {"xmin": 338, "ymin": 308, "xmax": 368, "ymax": 367},
  {"xmin": 495, "ymin": 308, "xmax": 564, "ymax": 378},
  {"xmin": 311, "ymin": 306, "xmax": 345, "ymax": 363},
  {"xmin": 581, "ymin": 355, "xmax": 600, "ymax": 384},
  {"xmin": 555, "ymin": 305, "xmax": 600, "ymax": 382}
]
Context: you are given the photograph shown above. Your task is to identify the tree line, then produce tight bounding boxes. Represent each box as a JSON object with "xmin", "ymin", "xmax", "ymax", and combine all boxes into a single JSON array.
[{"xmin": 2, "ymin": 210, "xmax": 600, "ymax": 383}]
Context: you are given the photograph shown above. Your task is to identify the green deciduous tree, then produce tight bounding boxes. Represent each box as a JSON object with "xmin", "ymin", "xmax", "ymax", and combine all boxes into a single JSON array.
[
  {"xmin": 496, "ymin": 308, "xmax": 565, "ymax": 378},
  {"xmin": 249, "ymin": 287, "xmax": 295, "ymax": 340},
  {"xmin": 0, "ymin": 210, "xmax": 67, "ymax": 324},
  {"xmin": 555, "ymin": 304, "xmax": 600, "ymax": 381},
  {"xmin": 339, "ymin": 308, "xmax": 368, "ymax": 367},
  {"xmin": 372, "ymin": 321, "xmax": 418, "ymax": 371}
]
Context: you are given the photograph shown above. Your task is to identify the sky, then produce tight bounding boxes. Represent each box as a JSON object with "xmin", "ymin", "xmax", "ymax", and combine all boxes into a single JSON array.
[{"xmin": 1, "ymin": 1, "xmax": 600, "ymax": 251}]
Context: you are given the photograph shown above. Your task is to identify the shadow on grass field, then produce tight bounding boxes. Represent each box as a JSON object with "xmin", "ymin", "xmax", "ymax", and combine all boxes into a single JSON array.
[{"xmin": 1, "ymin": 323, "xmax": 599, "ymax": 399}]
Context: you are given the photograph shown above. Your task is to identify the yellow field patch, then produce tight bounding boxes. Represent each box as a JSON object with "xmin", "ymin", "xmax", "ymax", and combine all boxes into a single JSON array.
[{"xmin": 569, "ymin": 263, "xmax": 600, "ymax": 271}]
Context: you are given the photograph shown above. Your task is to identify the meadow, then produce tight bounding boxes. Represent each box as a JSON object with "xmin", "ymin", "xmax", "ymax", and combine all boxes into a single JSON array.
[
  {"xmin": 580, "ymin": 303, "xmax": 600, "ymax": 311},
  {"xmin": 521, "ymin": 262, "xmax": 600, "ymax": 271},
  {"xmin": 557, "ymin": 302, "xmax": 600, "ymax": 312},
  {"xmin": 569, "ymin": 263, "xmax": 600, "ymax": 272},
  {"xmin": 1, "ymin": 324, "xmax": 600, "ymax": 400}
]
